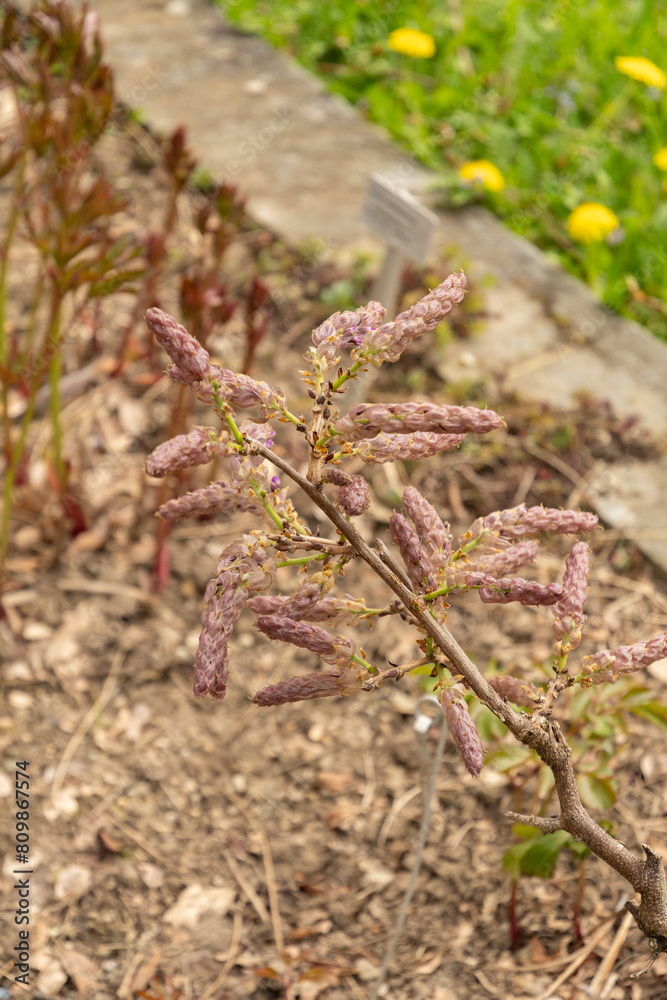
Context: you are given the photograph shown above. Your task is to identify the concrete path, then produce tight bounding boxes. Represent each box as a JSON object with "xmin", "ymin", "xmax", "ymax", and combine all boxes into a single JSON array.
[{"xmin": 75, "ymin": 0, "xmax": 667, "ymax": 573}]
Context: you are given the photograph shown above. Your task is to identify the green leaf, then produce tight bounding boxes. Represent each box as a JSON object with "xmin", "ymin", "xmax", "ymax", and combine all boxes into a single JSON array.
[
  {"xmin": 503, "ymin": 830, "xmax": 572, "ymax": 880},
  {"xmin": 473, "ymin": 703, "xmax": 508, "ymax": 741},
  {"xmin": 485, "ymin": 744, "xmax": 534, "ymax": 772},
  {"xmin": 627, "ymin": 702, "xmax": 667, "ymax": 734},
  {"xmin": 567, "ymin": 839, "xmax": 591, "ymax": 861},
  {"xmin": 577, "ymin": 772, "xmax": 616, "ymax": 812}
]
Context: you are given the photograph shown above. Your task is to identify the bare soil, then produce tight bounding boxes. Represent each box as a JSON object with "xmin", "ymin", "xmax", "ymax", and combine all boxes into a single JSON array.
[{"xmin": 2, "ymin": 114, "xmax": 667, "ymax": 1000}]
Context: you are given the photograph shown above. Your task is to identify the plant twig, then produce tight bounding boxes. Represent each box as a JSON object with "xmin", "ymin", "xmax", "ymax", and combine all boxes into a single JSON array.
[{"xmin": 251, "ymin": 437, "xmax": 664, "ymax": 935}]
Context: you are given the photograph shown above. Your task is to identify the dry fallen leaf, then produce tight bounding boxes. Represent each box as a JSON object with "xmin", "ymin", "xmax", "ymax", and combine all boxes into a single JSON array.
[
  {"xmin": 117, "ymin": 946, "xmax": 163, "ymax": 1000},
  {"xmin": 58, "ymin": 943, "xmax": 98, "ymax": 999},
  {"xmin": 33, "ymin": 951, "xmax": 68, "ymax": 996},
  {"xmin": 44, "ymin": 785, "xmax": 81, "ymax": 821},
  {"xmin": 96, "ymin": 827, "xmax": 123, "ymax": 858},
  {"xmin": 314, "ymin": 770, "xmax": 354, "ymax": 795},
  {"xmin": 414, "ymin": 949, "xmax": 443, "ymax": 976},
  {"xmin": 325, "ymin": 801, "xmax": 358, "ymax": 831}
]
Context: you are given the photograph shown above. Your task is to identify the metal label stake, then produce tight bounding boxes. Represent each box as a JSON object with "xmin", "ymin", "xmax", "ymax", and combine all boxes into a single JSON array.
[{"xmin": 362, "ymin": 174, "xmax": 438, "ymax": 318}]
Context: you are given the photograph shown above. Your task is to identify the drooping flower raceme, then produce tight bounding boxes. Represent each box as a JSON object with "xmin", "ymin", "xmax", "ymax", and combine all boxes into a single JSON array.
[
  {"xmin": 552, "ymin": 541, "xmax": 590, "ymax": 653},
  {"xmin": 145, "ymin": 425, "xmax": 231, "ymax": 478},
  {"xmin": 353, "ymin": 271, "xmax": 467, "ymax": 364},
  {"xmin": 580, "ymin": 632, "xmax": 667, "ymax": 685},
  {"xmin": 355, "ymin": 431, "xmax": 464, "ymax": 465},
  {"xmin": 194, "ymin": 537, "xmax": 276, "ymax": 701},
  {"xmin": 440, "ymin": 684, "xmax": 485, "ymax": 778},
  {"xmin": 145, "ymin": 307, "xmax": 286, "ymax": 419},
  {"xmin": 333, "ymin": 401, "xmax": 504, "ymax": 440}
]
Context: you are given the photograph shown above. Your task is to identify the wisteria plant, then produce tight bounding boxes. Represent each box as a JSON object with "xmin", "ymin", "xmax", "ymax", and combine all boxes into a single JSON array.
[{"xmin": 145, "ymin": 271, "xmax": 667, "ymax": 974}]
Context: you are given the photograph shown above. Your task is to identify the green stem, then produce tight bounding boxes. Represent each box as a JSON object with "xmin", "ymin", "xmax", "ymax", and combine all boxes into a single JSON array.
[
  {"xmin": 224, "ymin": 410, "xmax": 244, "ymax": 444},
  {"xmin": 49, "ymin": 335, "xmax": 65, "ymax": 491},
  {"xmin": 0, "ymin": 290, "xmax": 64, "ymax": 570},
  {"xmin": 277, "ymin": 553, "xmax": 328, "ymax": 568},
  {"xmin": 330, "ymin": 358, "xmax": 366, "ymax": 392},
  {"xmin": 279, "ymin": 407, "xmax": 304, "ymax": 427},
  {"xmin": 1, "ymin": 378, "xmax": 41, "ymax": 568},
  {"xmin": 260, "ymin": 497, "xmax": 286, "ymax": 531},
  {"xmin": 584, "ymin": 81, "xmax": 632, "ymax": 140},
  {"xmin": 0, "ymin": 147, "xmax": 28, "ymax": 365},
  {"xmin": 0, "ymin": 149, "xmax": 29, "ymax": 470},
  {"xmin": 351, "ymin": 652, "xmax": 378, "ymax": 675}
]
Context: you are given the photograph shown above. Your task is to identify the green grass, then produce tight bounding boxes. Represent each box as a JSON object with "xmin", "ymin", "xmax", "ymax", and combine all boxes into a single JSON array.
[{"xmin": 217, "ymin": 0, "xmax": 667, "ymax": 340}]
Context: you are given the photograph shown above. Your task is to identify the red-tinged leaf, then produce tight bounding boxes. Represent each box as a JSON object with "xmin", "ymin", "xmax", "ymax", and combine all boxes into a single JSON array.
[
  {"xmin": 252, "ymin": 966, "xmax": 281, "ymax": 981},
  {"xmin": 61, "ymin": 492, "xmax": 87, "ymax": 535},
  {"xmin": 96, "ymin": 827, "xmax": 123, "ymax": 858}
]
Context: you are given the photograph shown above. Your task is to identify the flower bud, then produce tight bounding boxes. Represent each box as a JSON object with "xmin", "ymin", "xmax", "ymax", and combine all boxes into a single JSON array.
[
  {"xmin": 552, "ymin": 542, "xmax": 590, "ymax": 651},
  {"xmin": 334, "ymin": 400, "xmax": 503, "ymax": 441},
  {"xmin": 402, "ymin": 485, "xmax": 452, "ymax": 570},
  {"xmin": 247, "ymin": 594, "xmax": 368, "ymax": 627},
  {"xmin": 580, "ymin": 631, "xmax": 667, "ymax": 684},
  {"xmin": 278, "ymin": 580, "xmax": 330, "ymax": 620},
  {"xmin": 488, "ymin": 674, "xmax": 540, "ymax": 708},
  {"xmin": 146, "ymin": 307, "xmax": 213, "ymax": 385},
  {"xmin": 356, "ymin": 431, "xmax": 464, "ymax": 465},
  {"xmin": 466, "ymin": 540, "xmax": 540, "ymax": 578},
  {"xmin": 322, "ymin": 467, "xmax": 371, "ymax": 514},
  {"xmin": 253, "ymin": 668, "xmax": 365, "ymax": 706},
  {"xmin": 193, "ymin": 538, "xmax": 275, "ymax": 700},
  {"xmin": 311, "ymin": 301, "xmax": 386, "ymax": 366},
  {"xmin": 355, "ymin": 272, "xmax": 467, "ymax": 363},
  {"xmin": 440, "ymin": 684, "xmax": 484, "ymax": 777},
  {"xmin": 157, "ymin": 481, "xmax": 264, "ymax": 520},
  {"xmin": 145, "ymin": 426, "xmax": 229, "ymax": 478},
  {"xmin": 390, "ymin": 512, "xmax": 436, "ymax": 591},
  {"xmin": 255, "ymin": 615, "xmax": 356, "ymax": 666},
  {"xmin": 465, "ymin": 573, "xmax": 562, "ymax": 606},
  {"xmin": 465, "ymin": 504, "xmax": 598, "ymax": 543},
  {"xmin": 213, "ymin": 368, "xmax": 285, "ymax": 421}
]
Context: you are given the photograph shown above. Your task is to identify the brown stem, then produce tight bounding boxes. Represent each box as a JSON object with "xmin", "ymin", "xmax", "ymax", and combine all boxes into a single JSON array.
[
  {"xmin": 253, "ymin": 439, "xmax": 523, "ymax": 730},
  {"xmin": 250, "ymin": 437, "xmax": 667, "ymax": 948}
]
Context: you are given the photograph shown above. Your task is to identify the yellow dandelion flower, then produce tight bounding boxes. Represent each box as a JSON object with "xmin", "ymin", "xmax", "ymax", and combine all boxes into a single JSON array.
[
  {"xmin": 566, "ymin": 203, "xmax": 619, "ymax": 243},
  {"xmin": 615, "ymin": 56, "xmax": 666, "ymax": 89},
  {"xmin": 388, "ymin": 27, "xmax": 436, "ymax": 59},
  {"xmin": 458, "ymin": 160, "xmax": 506, "ymax": 193},
  {"xmin": 653, "ymin": 147, "xmax": 667, "ymax": 170}
]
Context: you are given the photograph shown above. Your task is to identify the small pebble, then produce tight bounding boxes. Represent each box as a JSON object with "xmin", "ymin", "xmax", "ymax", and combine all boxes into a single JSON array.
[
  {"xmin": 23, "ymin": 621, "xmax": 52, "ymax": 641},
  {"xmin": 166, "ymin": 0, "xmax": 190, "ymax": 15},
  {"xmin": 231, "ymin": 773, "xmax": 247, "ymax": 794},
  {"xmin": 242, "ymin": 78, "xmax": 268, "ymax": 96},
  {"xmin": 307, "ymin": 722, "xmax": 326, "ymax": 743},
  {"xmin": 14, "ymin": 525, "xmax": 41, "ymax": 550},
  {"xmin": 8, "ymin": 691, "xmax": 33, "ymax": 710}
]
